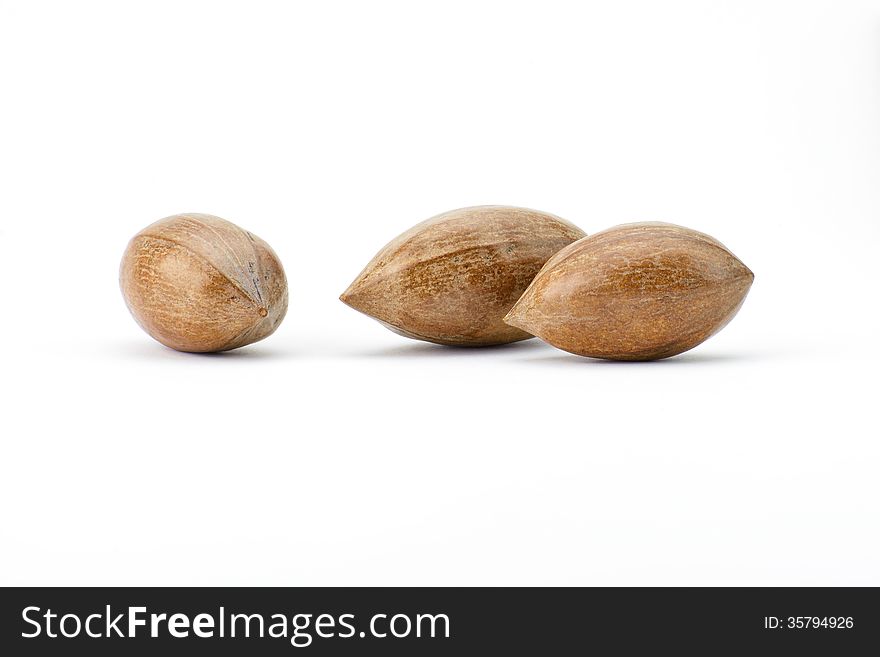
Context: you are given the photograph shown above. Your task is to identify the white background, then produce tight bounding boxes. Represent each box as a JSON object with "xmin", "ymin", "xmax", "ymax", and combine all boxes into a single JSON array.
[{"xmin": 1, "ymin": 0, "xmax": 878, "ymax": 586}]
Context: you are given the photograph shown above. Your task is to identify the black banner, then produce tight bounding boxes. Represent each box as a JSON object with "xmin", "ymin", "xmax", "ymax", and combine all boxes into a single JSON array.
[{"xmin": 1, "ymin": 587, "xmax": 877, "ymax": 655}]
